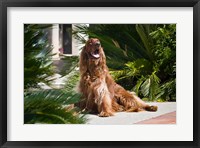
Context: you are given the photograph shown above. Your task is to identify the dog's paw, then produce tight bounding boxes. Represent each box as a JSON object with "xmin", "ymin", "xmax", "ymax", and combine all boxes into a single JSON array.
[
  {"xmin": 118, "ymin": 105, "xmax": 125, "ymax": 112},
  {"xmin": 99, "ymin": 111, "xmax": 114, "ymax": 117},
  {"xmin": 145, "ymin": 105, "xmax": 158, "ymax": 112}
]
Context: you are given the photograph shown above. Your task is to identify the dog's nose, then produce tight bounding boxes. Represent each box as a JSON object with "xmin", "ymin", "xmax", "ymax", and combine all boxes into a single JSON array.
[{"xmin": 95, "ymin": 42, "xmax": 101, "ymax": 46}]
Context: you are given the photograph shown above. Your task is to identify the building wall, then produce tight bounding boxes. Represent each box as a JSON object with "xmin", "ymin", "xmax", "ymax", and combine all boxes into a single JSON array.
[{"xmin": 51, "ymin": 24, "xmax": 88, "ymax": 60}]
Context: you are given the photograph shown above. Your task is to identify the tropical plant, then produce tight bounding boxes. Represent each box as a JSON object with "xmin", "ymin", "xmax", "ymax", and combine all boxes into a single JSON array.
[
  {"xmin": 150, "ymin": 24, "xmax": 176, "ymax": 101},
  {"xmin": 73, "ymin": 24, "xmax": 176, "ymax": 101},
  {"xmin": 24, "ymin": 24, "xmax": 55, "ymax": 90},
  {"xmin": 24, "ymin": 24, "xmax": 86, "ymax": 124},
  {"xmin": 24, "ymin": 89, "xmax": 85, "ymax": 124}
]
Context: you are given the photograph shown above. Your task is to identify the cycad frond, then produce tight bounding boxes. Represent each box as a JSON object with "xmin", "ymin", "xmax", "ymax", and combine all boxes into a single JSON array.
[
  {"xmin": 24, "ymin": 24, "xmax": 86, "ymax": 124},
  {"xmin": 24, "ymin": 89, "xmax": 86, "ymax": 124},
  {"xmin": 24, "ymin": 24, "xmax": 54, "ymax": 89},
  {"xmin": 64, "ymin": 70, "xmax": 80, "ymax": 92}
]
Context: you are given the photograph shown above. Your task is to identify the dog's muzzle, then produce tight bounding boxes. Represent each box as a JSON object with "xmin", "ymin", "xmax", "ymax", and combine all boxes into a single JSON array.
[{"xmin": 90, "ymin": 48, "xmax": 100, "ymax": 59}]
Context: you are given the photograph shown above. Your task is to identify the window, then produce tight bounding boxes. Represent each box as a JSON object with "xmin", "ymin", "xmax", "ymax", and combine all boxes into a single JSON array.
[
  {"xmin": 50, "ymin": 24, "xmax": 87, "ymax": 59},
  {"xmin": 59, "ymin": 24, "xmax": 72, "ymax": 54}
]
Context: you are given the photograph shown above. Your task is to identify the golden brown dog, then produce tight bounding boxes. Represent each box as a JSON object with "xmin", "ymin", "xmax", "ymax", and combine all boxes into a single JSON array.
[{"xmin": 78, "ymin": 38, "xmax": 157, "ymax": 117}]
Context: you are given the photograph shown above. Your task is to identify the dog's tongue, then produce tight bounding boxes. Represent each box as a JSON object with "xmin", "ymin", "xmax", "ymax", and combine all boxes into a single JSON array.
[{"xmin": 92, "ymin": 53, "xmax": 100, "ymax": 58}]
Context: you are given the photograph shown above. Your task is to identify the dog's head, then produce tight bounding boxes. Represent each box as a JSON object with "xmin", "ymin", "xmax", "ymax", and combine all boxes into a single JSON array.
[
  {"xmin": 84, "ymin": 38, "xmax": 102, "ymax": 59},
  {"xmin": 80, "ymin": 38, "xmax": 106, "ymax": 73}
]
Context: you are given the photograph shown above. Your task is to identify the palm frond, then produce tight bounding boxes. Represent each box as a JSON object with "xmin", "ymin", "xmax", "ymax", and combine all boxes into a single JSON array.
[
  {"xmin": 156, "ymin": 79, "xmax": 176, "ymax": 101},
  {"xmin": 64, "ymin": 70, "xmax": 80, "ymax": 92},
  {"xmin": 133, "ymin": 77, "xmax": 145, "ymax": 95},
  {"xmin": 24, "ymin": 89, "xmax": 86, "ymax": 124},
  {"xmin": 73, "ymin": 24, "xmax": 176, "ymax": 102},
  {"xmin": 136, "ymin": 24, "xmax": 154, "ymax": 60},
  {"xmin": 140, "ymin": 72, "xmax": 160, "ymax": 101},
  {"xmin": 24, "ymin": 24, "xmax": 54, "ymax": 89},
  {"xmin": 24, "ymin": 24, "xmax": 86, "ymax": 124}
]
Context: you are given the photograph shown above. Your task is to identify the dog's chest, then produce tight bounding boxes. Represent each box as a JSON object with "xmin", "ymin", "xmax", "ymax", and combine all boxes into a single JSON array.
[
  {"xmin": 83, "ymin": 71, "xmax": 105, "ymax": 87},
  {"xmin": 89, "ymin": 66, "xmax": 105, "ymax": 77}
]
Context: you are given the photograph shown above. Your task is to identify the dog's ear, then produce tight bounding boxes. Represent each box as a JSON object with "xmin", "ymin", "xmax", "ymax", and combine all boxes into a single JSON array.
[
  {"xmin": 79, "ymin": 46, "xmax": 88, "ymax": 74},
  {"xmin": 99, "ymin": 47, "xmax": 107, "ymax": 68}
]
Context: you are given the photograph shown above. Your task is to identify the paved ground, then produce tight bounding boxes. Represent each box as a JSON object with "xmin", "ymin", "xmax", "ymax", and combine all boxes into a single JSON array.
[
  {"xmin": 85, "ymin": 102, "xmax": 176, "ymax": 125},
  {"xmin": 136, "ymin": 111, "xmax": 176, "ymax": 124}
]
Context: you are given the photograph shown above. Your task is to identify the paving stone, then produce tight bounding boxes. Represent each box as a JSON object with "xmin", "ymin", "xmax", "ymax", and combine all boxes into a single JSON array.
[
  {"xmin": 136, "ymin": 111, "xmax": 176, "ymax": 124},
  {"xmin": 85, "ymin": 102, "xmax": 176, "ymax": 125}
]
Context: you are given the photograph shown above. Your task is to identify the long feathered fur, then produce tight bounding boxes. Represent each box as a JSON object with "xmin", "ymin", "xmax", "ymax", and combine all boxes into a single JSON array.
[{"xmin": 77, "ymin": 38, "xmax": 157, "ymax": 117}]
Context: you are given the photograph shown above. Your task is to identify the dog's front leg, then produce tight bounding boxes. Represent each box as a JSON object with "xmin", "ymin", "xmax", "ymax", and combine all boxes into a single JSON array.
[
  {"xmin": 94, "ymin": 82, "xmax": 114, "ymax": 117},
  {"xmin": 98, "ymin": 93, "xmax": 114, "ymax": 117}
]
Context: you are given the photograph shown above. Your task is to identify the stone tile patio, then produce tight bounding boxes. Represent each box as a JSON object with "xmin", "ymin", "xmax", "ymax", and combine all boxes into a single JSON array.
[{"xmin": 85, "ymin": 102, "xmax": 176, "ymax": 125}]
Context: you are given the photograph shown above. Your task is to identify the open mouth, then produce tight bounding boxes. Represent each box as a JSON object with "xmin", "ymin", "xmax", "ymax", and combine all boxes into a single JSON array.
[{"xmin": 90, "ymin": 49, "xmax": 100, "ymax": 59}]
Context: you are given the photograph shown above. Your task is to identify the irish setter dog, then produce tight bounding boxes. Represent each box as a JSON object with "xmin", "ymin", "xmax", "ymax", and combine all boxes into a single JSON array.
[{"xmin": 78, "ymin": 38, "xmax": 157, "ymax": 117}]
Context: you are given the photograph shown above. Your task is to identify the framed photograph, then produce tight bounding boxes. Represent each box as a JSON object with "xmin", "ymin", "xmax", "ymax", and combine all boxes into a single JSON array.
[{"xmin": 0, "ymin": 0, "xmax": 199, "ymax": 147}]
